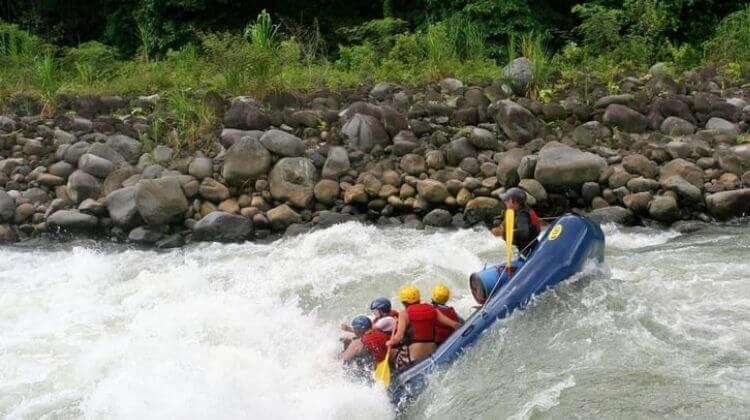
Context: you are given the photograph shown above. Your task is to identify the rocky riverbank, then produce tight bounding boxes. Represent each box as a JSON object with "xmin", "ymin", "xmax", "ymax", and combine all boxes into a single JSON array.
[{"xmin": 0, "ymin": 60, "xmax": 749, "ymax": 247}]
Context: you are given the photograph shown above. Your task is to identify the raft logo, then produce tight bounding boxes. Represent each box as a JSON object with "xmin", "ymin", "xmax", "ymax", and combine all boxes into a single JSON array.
[{"xmin": 548, "ymin": 224, "xmax": 563, "ymax": 241}]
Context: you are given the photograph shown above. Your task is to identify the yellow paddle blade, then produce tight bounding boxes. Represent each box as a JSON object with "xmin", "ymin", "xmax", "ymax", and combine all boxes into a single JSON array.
[
  {"xmin": 505, "ymin": 209, "xmax": 515, "ymax": 269},
  {"xmin": 374, "ymin": 357, "xmax": 391, "ymax": 387}
]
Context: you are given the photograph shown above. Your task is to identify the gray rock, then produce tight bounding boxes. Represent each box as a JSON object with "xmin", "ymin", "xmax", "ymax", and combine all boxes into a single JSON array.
[
  {"xmin": 193, "ymin": 211, "xmax": 253, "ymax": 242},
  {"xmin": 446, "ymin": 137, "xmax": 477, "ymax": 166},
  {"xmin": 706, "ymin": 117, "xmax": 739, "ymax": 137},
  {"xmin": 648, "ymin": 196, "xmax": 680, "ymax": 222},
  {"xmin": 468, "ymin": 127, "xmax": 497, "ymax": 150},
  {"xmin": 370, "ymin": 82, "xmax": 391, "ymax": 100},
  {"xmin": 106, "ymin": 186, "xmax": 141, "ymax": 227},
  {"xmin": 534, "ymin": 144, "xmax": 607, "ymax": 191},
  {"xmin": 188, "ymin": 157, "xmax": 213, "ymax": 179},
  {"xmin": 587, "ymin": 206, "xmax": 636, "ymax": 226},
  {"xmin": 49, "ymin": 161, "xmax": 75, "ymax": 179},
  {"xmin": 603, "ymin": 104, "xmax": 648, "ymax": 133},
  {"xmin": 494, "ymin": 100, "xmax": 539, "ymax": 143},
  {"xmin": 423, "ymin": 209, "xmax": 452, "ymax": 227},
  {"xmin": 67, "ymin": 170, "xmax": 101, "ymax": 203},
  {"xmin": 495, "ymin": 148, "xmax": 527, "ymax": 187},
  {"xmin": 316, "ymin": 211, "xmax": 356, "ymax": 228},
  {"xmin": 78, "ymin": 198, "xmax": 105, "ymax": 216},
  {"xmin": 572, "ymin": 121, "xmax": 611, "ymax": 146},
  {"xmin": 342, "ymin": 113, "xmax": 390, "ymax": 152},
  {"xmin": 500, "ymin": 58, "xmax": 534, "ymax": 95},
  {"xmin": 222, "ymin": 137, "xmax": 272, "ymax": 185},
  {"xmin": 627, "ymin": 177, "xmax": 660, "ymax": 193},
  {"xmin": 595, "ymin": 94, "xmax": 634, "ymax": 108},
  {"xmin": 517, "ymin": 155, "xmax": 538, "ymax": 180},
  {"xmin": 322, "ymin": 146, "xmax": 350, "ymax": 179},
  {"xmin": 706, "ymin": 189, "xmax": 750, "ymax": 220},
  {"xmin": 23, "ymin": 187, "xmax": 48, "ymax": 204},
  {"xmin": 224, "ymin": 98, "xmax": 269, "ymax": 130},
  {"xmin": 152, "ymin": 145, "xmax": 172, "ymax": 164},
  {"xmin": 581, "ymin": 182, "xmax": 601, "ymax": 202},
  {"xmin": 519, "ymin": 178, "xmax": 547, "ymax": 203},
  {"xmin": 106, "ymin": 134, "xmax": 140, "ymax": 163},
  {"xmin": 128, "ymin": 226, "xmax": 165, "ymax": 244},
  {"xmin": 659, "ymin": 159, "xmax": 704, "ymax": 188},
  {"xmin": 156, "ymin": 234, "xmax": 185, "ymax": 249},
  {"xmin": 54, "ymin": 128, "xmax": 76, "ymax": 144},
  {"xmin": 0, "ymin": 224, "xmax": 18, "ymax": 243},
  {"xmin": 199, "ymin": 178, "xmax": 230, "ymax": 202},
  {"xmin": 269, "ymin": 157, "xmax": 317, "ymax": 208},
  {"xmin": 135, "ymin": 178, "xmax": 189, "ymax": 225},
  {"xmin": 440, "ymin": 78, "xmax": 464, "ymax": 94},
  {"xmin": 660, "ymin": 116, "xmax": 695, "ymax": 136},
  {"xmin": 661, "ymin": 175, "xmax": 703, "ymax": 204},
  {"xmin": 0, "ymin": 190, "xmax": 14, "ymax": 222},
  {"xmin": 88, "ymin": 143, "xmax": 127, "ymax": 166},
  {"xmin": 259, "ymin": 129, "xmax": 306, "ymax": 157},
  {"xmin": 47, "ymin": 210, "xmax": 98, "ymax": 230},
  {"xmin": 141, "ymin": 164, "xmax": 164, "ymax": 179},
  {"xmin": 220, "ymin": 128, "xmax": 264, "ymax": 148},
  {"xmin": 63, "ymin": 141, "xmax": 91, "ymax": 165},
  {"xmin": 78, "ymin": 153, "xmax": 116, "ymax": 178}
]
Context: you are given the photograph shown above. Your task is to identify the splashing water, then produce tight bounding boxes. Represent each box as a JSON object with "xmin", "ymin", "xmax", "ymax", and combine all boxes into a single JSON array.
[{"xmin": 1, "ymin": 221, "xmax": 749, "ymax": 419}]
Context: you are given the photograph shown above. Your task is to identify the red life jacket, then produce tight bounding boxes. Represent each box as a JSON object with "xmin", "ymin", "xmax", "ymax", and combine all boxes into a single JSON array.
[
  {"xmin": 389, "ymin": 309, "xmax": 399, "ymax": 319},
  {"xmin": 405, "ymin": 303, "xmax": 437, "ymax": 343},
  {"xmin": 433, "ymin": 304, "xmax": 459, "ymax": 344},
  {"xmin": 361, "ymin": 330, "xmax": 389, "ymax": 362},
  {"xmin": 528, "ymin": 209, "xmax": 542, "ymax": 231}
]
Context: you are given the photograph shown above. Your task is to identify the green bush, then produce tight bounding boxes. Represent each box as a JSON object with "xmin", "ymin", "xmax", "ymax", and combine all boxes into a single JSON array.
[{"xmin": 704, "ymin": 5, "xmax": 750, "ymax": 66}]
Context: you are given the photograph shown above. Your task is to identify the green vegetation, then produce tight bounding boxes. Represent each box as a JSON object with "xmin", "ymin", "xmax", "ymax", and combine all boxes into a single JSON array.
[{"xmin": 0, "ymin": 1, "xmax": 747, "ymax": 120}]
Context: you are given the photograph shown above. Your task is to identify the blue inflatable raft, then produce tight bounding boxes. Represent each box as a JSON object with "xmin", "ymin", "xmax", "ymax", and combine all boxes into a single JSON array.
[{"xmin": 387, "ymin": 214, "xmax": 605, "ymax": 408}]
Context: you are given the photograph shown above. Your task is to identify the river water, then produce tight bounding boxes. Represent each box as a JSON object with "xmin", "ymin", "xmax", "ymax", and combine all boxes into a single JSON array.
[{"xmin": 1, "ymin": 221, "xmax": 749, "ymax": 419}]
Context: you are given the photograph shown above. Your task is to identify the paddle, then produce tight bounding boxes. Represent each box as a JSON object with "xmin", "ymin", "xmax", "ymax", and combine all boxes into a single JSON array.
[
  {"xmin": 374, "ymin": 319, "xmax": 397, "ymax": 387},
  {"xmin": 505, "ymin": 209, "xmax": 515, "ymax": 280}
]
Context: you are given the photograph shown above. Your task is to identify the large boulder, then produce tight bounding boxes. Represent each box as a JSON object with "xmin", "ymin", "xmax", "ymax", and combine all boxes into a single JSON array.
[
  {"xmin": 468, "ymin": 127, "xmax": 498, "ymax": 150},
  {"xmin": 463, "ymin": 197, "xmax": 502, "ymax": 225},
  {"xmin": 416, "ymin": 180, "xmax": 449, "ymax": 204},
  {"xmin": 259, "ymin": 129, "xmax": 305, "ymax": 157},
  {"xmin": 0, "ymin": 190, "xmax": 14, "ymax": 222},
  {"xmin": 603, "ymin": 104, "xmax": 648, "ymax": 133},
  {"xmin": 587, "ymin": 206, "xmax": 636, "ymax": 226},
  {"xmin": 322, "ymin": 146, "xmax": 350, "ymax": 179},
  {"xmin": 706, "ymin": 189, "xmax": 750, "ymax": 220},
  {"xmin": 135, "ymin": 178, "xmax": 189, "ymax": 225},
  {"xmin": 661, "ymin": 175, "xmax": 703, "ymax": 204},
  {"xmin": 659, "ymin": 158, "xmax": 703, "ymax": 188},
  {"xmin": 534, "ymin": 144, "xmax": 607, "ymax": 191},
  {"xmin": 266, "ymin": 204, "xmax": 302, "ymax": 231},
  {"xmin": 67, "ymin": 170, "xmax": 101, "ymax": 203},
  {"xmin": 106, "ymin": 134, "xmax": 140, "ymax": 163},
  {"xmin": 705, "ymin": 117, "xmax": 739, "ymax": 137},
  {"xmin": 342, "ymin": 113, "xmax": 390, "ymax": 152},
  {"xmin": 193, "ymin": 211, "xmax": 253, "ymax": 242},
  {"xmin": 222, "ymin": 137, "xmax": 272, "ymax": 185},
  {"xmin": 660, "ymin": 116, "xmax": 695, "ymax": 136},
  {"xmin": 224, "ymin": 98, "xmax": 270, "ymax": 130},
  {"xmin": 500, "ymin": 57, "xmax": 534, "ymax": 96},
  {"xmin": 105, "ymin": 186, "xmax": 140, "ymax": 227},
  {"xmin": 494, "ymin": 100, "xmax": 539, "ymax": 143},
  {"xmin": 269, "ymin": 157, "xmax": 317, "ymax": 208},
  {"xmin": 47, "ymin": 209, "xmax": 98, "ymax": 230}
]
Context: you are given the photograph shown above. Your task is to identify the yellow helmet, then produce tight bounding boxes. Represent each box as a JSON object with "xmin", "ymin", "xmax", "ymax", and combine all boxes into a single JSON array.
[
  {"xmin": 398, "ymin": 285, "xmax": 421, "ymax": 304},
  {"xmin": 432, "ymin": 284, "xmax": 451, "ymax": 304}
]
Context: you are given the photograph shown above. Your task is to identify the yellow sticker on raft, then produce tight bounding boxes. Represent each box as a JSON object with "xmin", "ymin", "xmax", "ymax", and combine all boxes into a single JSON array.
[{"xmin": 548, "ymin": 224, "xmax": 562, "ymax": 241}]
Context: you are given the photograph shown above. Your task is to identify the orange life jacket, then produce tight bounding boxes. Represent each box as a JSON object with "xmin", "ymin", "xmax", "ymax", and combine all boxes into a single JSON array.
[{"xmin": 361, "ymin": 330, "xmax": 389, "ymax": 362}]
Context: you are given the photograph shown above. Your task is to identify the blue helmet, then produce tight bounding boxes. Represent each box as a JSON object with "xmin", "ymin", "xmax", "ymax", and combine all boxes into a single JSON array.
[
  {"xmin": 370, "ymin": 298, "xmax": 392, "ymax": 313},
  {"xmin": 351, "ymin": 315, "xmax": 372, "ymax": 333}
]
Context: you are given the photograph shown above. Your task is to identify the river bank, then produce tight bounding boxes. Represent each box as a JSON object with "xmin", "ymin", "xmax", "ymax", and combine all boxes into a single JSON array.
[{"xmin": 1, "ymin": 62, "xmax": 749, "ymax": 246}]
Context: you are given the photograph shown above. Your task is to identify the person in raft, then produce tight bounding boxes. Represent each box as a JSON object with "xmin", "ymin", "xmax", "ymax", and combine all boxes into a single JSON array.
[
  {"xmin": 431, "ymin": 284, "xmax": 464, "ymax": 346},
  {"xmin": 387, "ymin": 285, "xmax": 460, "ymax": 372},
  {"xmin": 491, "ymin": 187, "xmax": 542, "ymax": 258},
  {"xmin": 338, "ymin": 316, "xmax": 390, "ymax": 371},
  {"xmin": 340, "ymin": 298, "xmax": 398, "ymax": 345}
]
